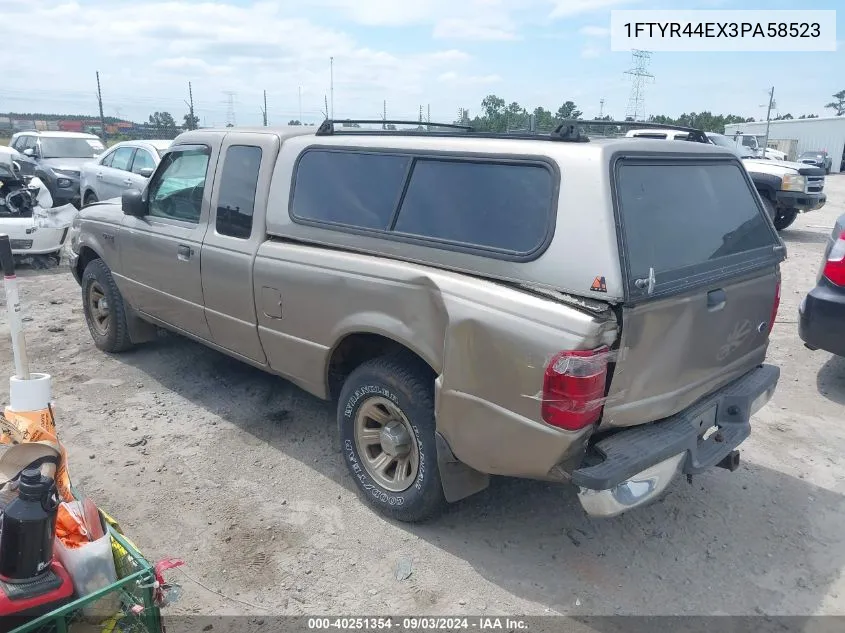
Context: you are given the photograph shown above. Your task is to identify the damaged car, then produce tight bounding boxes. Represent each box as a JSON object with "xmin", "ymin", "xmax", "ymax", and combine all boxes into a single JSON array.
[{"xmin": 0, "ymin": 146, "xmax": 78, "ymax": 262}]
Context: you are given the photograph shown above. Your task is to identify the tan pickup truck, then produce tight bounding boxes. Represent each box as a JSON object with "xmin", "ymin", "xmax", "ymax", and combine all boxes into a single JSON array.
[{"xmin": 69, "ymin": 120, "xmax": 784, "ymax": 522}]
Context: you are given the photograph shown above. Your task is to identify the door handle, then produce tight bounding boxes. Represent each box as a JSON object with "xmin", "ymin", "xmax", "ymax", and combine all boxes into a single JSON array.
[
  {"xmin": 177, "ymin": 244, "xmax": 193, "ymax": 261},
  {"xmin": 96, "ymin": 173, "xmax": 103, "ymax": 179},
  {"xmin": 707, "ymin": 288, "xmax": 726, "ymax": 311}
]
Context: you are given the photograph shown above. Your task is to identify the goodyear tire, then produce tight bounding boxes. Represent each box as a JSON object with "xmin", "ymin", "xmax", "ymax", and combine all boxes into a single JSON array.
[
  {"xmin": 81, "ymin": 259, "xmax": 133, "ymax": 353},
  {"xmin": 338, "ymin": 354, "xmax": 445, "ymax": 522}
]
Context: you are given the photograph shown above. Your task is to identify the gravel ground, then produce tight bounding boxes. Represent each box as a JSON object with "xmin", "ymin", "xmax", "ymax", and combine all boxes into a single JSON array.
[{"xmin": 2, "ymin": 177, "xmax": 845, "ymax": 623}]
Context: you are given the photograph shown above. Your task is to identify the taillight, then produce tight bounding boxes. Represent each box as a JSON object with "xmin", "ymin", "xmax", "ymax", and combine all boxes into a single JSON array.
[
  {"xmin": 823, "ymin": 230, "xmax": 845, "ymax": 287},
  {"xmin": 768, "ymin": 279, "xmax": 780, "ymax": 334},
  {"xmin": 542, "ymin": 346, "xmax": 609, "ymax": 431}
]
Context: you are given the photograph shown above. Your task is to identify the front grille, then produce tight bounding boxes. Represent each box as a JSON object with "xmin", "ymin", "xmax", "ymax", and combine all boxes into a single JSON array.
[
  {"xmin": 807, "ymin": 175, "xmax": 825, "ymax": 194},
  {"xmin": 10, "ymin": 239, "xmax": 33, "ymax": 250}
]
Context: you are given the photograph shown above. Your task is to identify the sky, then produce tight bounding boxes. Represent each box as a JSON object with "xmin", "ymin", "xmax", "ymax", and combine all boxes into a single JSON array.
[{"xmin": 1, "ymin": 0, "xmax": 842, "ymax": 127}]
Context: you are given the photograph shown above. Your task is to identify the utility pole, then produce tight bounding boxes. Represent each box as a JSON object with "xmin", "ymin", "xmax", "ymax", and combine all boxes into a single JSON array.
[
  {"xmin": 419, "ymin": 105, "xmax": 423, "ymax": 123},
  {"xmin": 95, "ymin": 71, "xmax": 107, "ymax": 142},
  {"xmin": 330, "ymin": 56, "xmax": 334, "ymax": 120},
  {"xmin": 262, "ymin": 90, "xmax": 268, "ymax": 126},
  {"xmin": 427, "ymin": 104, "xmax": 430, "ymax": 125},
  {"xmin": 383, "ymin": 100, "xmax": 387, "ymax": 129},
  {"xmin": 183, "ymin": 81, "xmax": 196, "ymax": 130},
  {"xmin": 763, "ymin": 86, "xmax": 775, "ymax": 158},
  {"xmin": 599, "ymin": 98, "xmax": 605, "ymax": 118},
  {"xmin": 298, "ymin": 86, "xmax": 302, "ymax": 124},
  {"xmin": 323, "ymin": 95, "xmax": 329, "ymax": 121}
]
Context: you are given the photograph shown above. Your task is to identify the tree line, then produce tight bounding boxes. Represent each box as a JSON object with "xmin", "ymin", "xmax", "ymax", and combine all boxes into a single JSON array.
[{"xmin": 456, "ymin": 88, "xmax": 845, "ymax": 134}]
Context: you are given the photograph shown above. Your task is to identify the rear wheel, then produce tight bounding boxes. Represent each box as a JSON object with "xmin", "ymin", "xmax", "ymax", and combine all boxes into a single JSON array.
[
  {"xmin": 773, "ymin": 208, "xmax": 798, "ymax": 231},
  {"xmin": 81, "ymin": 259, "xmax": 133, "ymax": 353},
  {"xmin": 338, "ymin": 353, "xmax": 445, "ymax": 522}
]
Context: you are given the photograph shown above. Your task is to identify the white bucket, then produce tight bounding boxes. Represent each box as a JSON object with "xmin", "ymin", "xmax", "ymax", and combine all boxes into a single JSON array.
[{"xmin": 8, "ymin": 373, "xmax": 52, "ymax": 412}]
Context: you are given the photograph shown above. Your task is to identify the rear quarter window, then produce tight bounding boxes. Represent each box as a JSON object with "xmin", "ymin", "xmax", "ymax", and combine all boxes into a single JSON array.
[
  {"xmin": 290, "ymin": 148, "xmax": 556, "ymax": 258},
  {"xmin": 394, "ymin": 159, "xmax": 553, "ymax": 254},
  {"xmin": 616, "ymin": 159, "xmax": 780, "ymax": 295}
]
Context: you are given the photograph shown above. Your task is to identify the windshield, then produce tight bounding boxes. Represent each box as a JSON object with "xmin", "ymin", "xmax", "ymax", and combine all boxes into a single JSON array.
[
  {"xmin": 40, "ymin": 137, "xmax": 105, "ymax": 159},
  {"xmin": 707, "ymin": 134, "xmax": 735, "ymax": 149},
  {"xmin": 707, "ymin": 134, "xmax": 754, "ymax": 158},
  {"xmin": 799, "ymin": 152, "xmax": 822, "ymax": 159}
]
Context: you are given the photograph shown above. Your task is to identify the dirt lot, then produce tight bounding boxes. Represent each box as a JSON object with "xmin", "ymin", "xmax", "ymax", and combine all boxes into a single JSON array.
[{"xmin": 2, "ymin": 178, "xmax": 845, "ymax": 620}]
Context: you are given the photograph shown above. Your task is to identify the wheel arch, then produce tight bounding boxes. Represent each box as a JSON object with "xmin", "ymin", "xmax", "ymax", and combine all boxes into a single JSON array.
[{"xmin": 326, "ymin": 330, "xmax": 438, "ymax": 401}]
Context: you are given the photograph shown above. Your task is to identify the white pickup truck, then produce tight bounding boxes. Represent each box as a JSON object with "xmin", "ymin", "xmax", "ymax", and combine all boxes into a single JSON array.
[{"xmin": 625, "ymin": 129, "xmax": 826, "ymax": 231}]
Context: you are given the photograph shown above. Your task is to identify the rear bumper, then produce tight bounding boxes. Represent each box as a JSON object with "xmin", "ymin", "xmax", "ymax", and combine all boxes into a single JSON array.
[
  {"xmin": 776, "ymin": 190, "xmax": 826, "ymax": 211},
  {"xmin": 799, "ymin": 281, "xmax": 845, "ymax": 357},
  {"xmin": 0, "ymin": 217, "xmax": 68, "ymax": 255},
  {"xmin": 572, "ymin": 364, "xmax": 779, "ymax": 518}
]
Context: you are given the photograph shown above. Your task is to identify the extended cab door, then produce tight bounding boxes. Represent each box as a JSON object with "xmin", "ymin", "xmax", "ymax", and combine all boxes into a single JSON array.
[
  {"xmin": 119, "ymin": 143, "xmax": 219, "ymax": 340},
  {"xmin": 200, "ymin": 132, "xmax": 279, "ymax": 365}
]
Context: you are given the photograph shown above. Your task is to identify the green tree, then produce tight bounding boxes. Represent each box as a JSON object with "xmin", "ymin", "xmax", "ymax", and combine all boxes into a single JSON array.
[
  {"xmin": 183, "ymin": 112, "xmax": 200, "ymax": 130},
  {"xmin": 555, "ymin": 101, "xmax": 582, "ymax": 121},
  {"xmin": 799, "ymin": 114, "xmax": 819, "ymax": 119},
  {"xmin": 148, "ymin": 111, "xmax": 177, "ymax": 130},
  {"xmin": 774, "ymin": 113, "xmax": 793, "ymax": 120},
  {"xmin": 825, "ymin": 90, "xmax": 845, "ymax": 116},
  {"xmin": 287, "ymin": 119, "xmax": 302, "ymax": 125},
  {"xmin": 532, "ymin": 107, "xmax": 555, "ymax": 130}
]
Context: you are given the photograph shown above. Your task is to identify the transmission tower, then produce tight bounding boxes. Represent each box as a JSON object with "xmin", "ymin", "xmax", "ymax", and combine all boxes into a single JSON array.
[
  {"xmin": 223, "ymin": 91, "xmax": 237, "ymax": 127},
  {"xmin": 624, "ymin": 50, "xmax": 653, "ymax": 122}
]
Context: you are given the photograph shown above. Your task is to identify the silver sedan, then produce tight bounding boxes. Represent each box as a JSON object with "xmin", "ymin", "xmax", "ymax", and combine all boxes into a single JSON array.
[{"xmin": 79, "ymin": 140, "xmax": 171, "ymax": 206}]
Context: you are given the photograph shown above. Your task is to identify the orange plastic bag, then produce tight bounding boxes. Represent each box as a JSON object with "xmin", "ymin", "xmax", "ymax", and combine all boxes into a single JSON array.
[{"xmin": 0, "ymin": 405, "xmax": 73, "ymax": 502}]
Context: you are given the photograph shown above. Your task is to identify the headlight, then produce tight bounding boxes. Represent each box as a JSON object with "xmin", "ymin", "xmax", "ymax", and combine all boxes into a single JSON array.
[
  {"xmin": 781, "ymin": 174, "xmax": 806, "ymax": 192},
  {"xmin": 54, "ymin": 169, "xmax": 80, "ymax": 178},
  {"xmin": 56, "ymin": 178, "xmax": 72, "ymax": 188}
]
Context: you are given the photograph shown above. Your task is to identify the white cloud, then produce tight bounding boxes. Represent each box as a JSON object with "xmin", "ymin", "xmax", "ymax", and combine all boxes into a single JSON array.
[
  {"xmin": 550, "ymin": 0, "xmax": 635, "ymax": 18},
  {"xmin": 433, "ymin": 18, "xmax": 519, "ymax": 41},
  {"xmin": 580, "ymin": 45, "xmax": 602, "ymax": 59},
  {"xmin": 0, "ymin": 0, "xmax": 478, "ymax": 124},
  {"xmin": 579, "ymin": 25, "xmax": 610, "ymax": 37},
  {"xmin": 438, "ymin": 72, "xmax": 502, "ymax": 85}
]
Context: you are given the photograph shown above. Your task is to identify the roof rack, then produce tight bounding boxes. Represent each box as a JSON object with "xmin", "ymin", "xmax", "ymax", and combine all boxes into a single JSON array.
[
  {"xmin": 553, "ymin": 120, "xmax": 710, "ymax": 144},
  {"xmin": 316, "ymin": 119, "xmax": 474, "ymax": 136},
  {"xmin": 313, "ymin": 118, "xmax": 710, "ymax": 144}
]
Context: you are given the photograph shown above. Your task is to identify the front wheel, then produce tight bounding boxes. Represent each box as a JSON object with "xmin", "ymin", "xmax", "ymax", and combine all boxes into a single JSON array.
[
  {"xmin": 81, "ymin": 259, "xmax": 133, "ymax": 353},
  {"xmin": 773, "ymin": 208, "xmax": 799, "ymax": 231},
  {"xmin": 338, "ymin": 354, "xmax": 445, "ymax": 522}
]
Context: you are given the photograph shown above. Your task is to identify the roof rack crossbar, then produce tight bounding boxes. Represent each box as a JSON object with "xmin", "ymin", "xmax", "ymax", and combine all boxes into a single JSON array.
[
  {"xmin": 316, "ymin": 119, "xmax": 474, "ymax": 136},
  {"xmin": 552, "ymin": 119, "xmax": 709, "ymax": 143}
]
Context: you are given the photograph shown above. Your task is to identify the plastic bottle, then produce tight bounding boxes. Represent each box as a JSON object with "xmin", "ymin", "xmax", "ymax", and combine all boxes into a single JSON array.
[{"xmin": 0, "ymin": 468, "xmax": 59, "ymax": 580}]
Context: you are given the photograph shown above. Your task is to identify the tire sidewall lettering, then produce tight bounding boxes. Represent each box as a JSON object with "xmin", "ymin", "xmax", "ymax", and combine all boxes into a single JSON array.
[{"xmin": 342, "ymin": 384, "xmax": 423, "ymax": 508}]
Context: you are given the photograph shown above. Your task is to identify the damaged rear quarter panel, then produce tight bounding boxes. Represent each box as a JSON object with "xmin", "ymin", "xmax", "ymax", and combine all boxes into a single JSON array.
[{"xmin": 254, "ymin": 241, "xmax": 618, "ymax": 480}]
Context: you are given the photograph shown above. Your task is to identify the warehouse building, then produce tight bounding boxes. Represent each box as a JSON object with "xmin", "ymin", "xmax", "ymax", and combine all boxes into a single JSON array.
[{"xmin": 724, "ymin": 116, "xmax": 845, "ymax": 173}]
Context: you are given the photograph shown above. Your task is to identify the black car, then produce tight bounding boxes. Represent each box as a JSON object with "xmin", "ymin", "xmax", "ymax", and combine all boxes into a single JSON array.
[
  {"xmin": 799, "ymin": 213, "xmax": 845, "ymax": 356},
  {"xmin": 798, "ymin": 150, "xmax": 833, "ymax": 174}
]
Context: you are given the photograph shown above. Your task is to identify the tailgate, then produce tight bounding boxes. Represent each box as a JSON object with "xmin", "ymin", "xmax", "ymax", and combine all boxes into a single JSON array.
[{"xmin": 603, "ymin": 156, "xmax": 785, "ymax": 427}]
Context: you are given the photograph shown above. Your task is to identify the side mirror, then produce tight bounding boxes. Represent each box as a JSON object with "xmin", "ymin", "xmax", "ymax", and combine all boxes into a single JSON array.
[
  {"xmin": 122, "ymin": 189, "xmax": 146, "ymax": 217},
  {"xmin": 22, "ymin": 148, "xmax": 35, "ymax": 157},
  {"xmin": 138, "ymin": 167, "xmax": 154, "ymax": 178}
]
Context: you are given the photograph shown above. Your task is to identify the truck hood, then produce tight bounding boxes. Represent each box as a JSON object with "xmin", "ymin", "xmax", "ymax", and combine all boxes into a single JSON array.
[
  {"xmin": 743, "ymin": 158, "xmax": 824, "ymax": 176},
  {"xmin": 79, "ymin": 200, "xmax": 123, "ymax": 224},
  {"xmin": 39, "ymin": 157, "xmax": 96, "ymax": 172}
]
